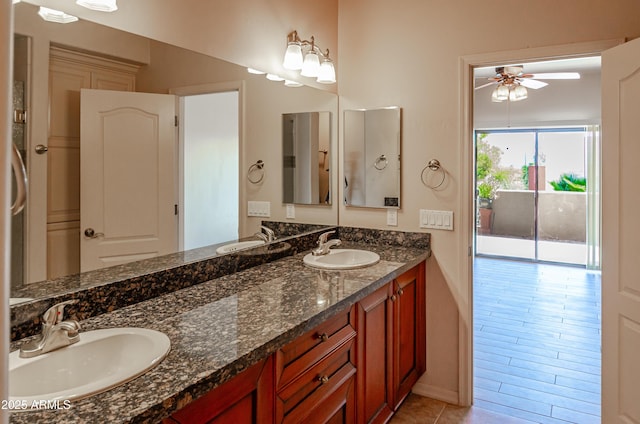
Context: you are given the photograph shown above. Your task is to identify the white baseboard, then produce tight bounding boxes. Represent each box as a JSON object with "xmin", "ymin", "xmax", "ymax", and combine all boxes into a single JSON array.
[{"xmin": 411, "ymin": 382, "xmax": 459, "ymax": 405}]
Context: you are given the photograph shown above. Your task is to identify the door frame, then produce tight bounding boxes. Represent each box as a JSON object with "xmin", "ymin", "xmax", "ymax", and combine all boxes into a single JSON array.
[
  {"xmin": 458, "ymin": 39, "xmax": 622, "ymax": 406},
  {"xmin": 169, "ymin": 81, "xmax": 245, "ymax": 246}
]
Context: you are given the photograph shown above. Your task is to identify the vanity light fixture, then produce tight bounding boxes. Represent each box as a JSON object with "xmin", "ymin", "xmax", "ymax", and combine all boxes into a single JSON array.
[
  {"xmin": 247, "ymin": 68, "xmax": 265, "ymax": 75},
  {"xmin": 283, "ymin": 30, "xmax": 335, "ymax": 84},
  {"xmin": 76, "ymin": 0, "xmax": 118, "ymax": 12},
  {"xmin": 38, "ymin": 7, "xmax": 79, "ymax": 23}
]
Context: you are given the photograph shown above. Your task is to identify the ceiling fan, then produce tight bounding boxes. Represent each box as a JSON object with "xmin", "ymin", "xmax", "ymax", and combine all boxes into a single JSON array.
[{"xmin": 475, "ymin": 65, "xmax": 580, "ymax": 102}]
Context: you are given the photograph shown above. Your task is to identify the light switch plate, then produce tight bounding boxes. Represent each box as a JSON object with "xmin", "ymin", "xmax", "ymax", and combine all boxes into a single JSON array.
[
  {"xmin": 419, "ymin": 209, "xmax": 453, "ymax": 231},
  {"xmin": 247, "ymin": 201, "xmax": 271, "ymax": 217}
]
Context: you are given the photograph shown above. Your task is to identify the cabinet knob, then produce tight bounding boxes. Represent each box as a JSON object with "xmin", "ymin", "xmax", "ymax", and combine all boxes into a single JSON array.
[
  {"xmin": 318, "ymin": 375, "xmax": 329, "ymax": 384},
  {"xmin": 397, "ymin": 287, "xmax": 404, "ymax": 296},
  {"xmin": 317, "ymin": 332, "xmax": 329, "ymax": 342},
  {"xmin": 390, "ymin": 295, "xmax": 397, "ymax": 302}
]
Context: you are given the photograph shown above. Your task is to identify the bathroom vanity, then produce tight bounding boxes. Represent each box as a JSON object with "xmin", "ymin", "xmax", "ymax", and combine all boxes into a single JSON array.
[{"xmin": 9, "ymin": 227, "xmax": 429, "ymax": 423}]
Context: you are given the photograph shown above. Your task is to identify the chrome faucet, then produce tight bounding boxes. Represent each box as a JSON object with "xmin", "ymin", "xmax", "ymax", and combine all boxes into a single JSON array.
[
  {"xmin": 255, "ymin": 225, "xmax": 277, "ymax": 242},
  {"xmin": 312, "ymin": 230, "xmax": 342, "ymax": 256},
  {"xmin": 19, "ymin": 300, "xmax": 81, "ymax": 358}
]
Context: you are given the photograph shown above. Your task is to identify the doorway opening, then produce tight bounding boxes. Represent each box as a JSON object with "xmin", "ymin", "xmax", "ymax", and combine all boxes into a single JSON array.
[{"xmin": 471, "ymin": 56, "xmax": 602, "ymax": 422}]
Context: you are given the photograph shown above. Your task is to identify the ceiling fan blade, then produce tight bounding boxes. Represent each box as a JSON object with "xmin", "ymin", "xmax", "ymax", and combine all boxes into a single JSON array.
[
  {"xmin": 519, "ymin": 79, "xmax": 548, "ymax": 89},
  {"xmin": 475, "ymin": 81, "xmax": 497, "ymax": 90},
  {"xmin": 525, "ymin": 72, "xmax": 580, "ymax": 80}
]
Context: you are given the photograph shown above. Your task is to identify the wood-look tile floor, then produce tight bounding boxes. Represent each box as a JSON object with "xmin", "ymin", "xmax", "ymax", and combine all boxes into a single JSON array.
[
  {"xmin": 473, "ymin": 257, "xmax": 601, "ymax": 423},
  {"xmin": 392, "ymin": 257, "xmax": 601, "ymax": 424}
]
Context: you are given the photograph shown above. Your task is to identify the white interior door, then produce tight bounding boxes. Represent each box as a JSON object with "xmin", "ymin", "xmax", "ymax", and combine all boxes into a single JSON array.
[
  {"xmin": 80, "ymin": 89, "xmax": 177, "ymax": 272},
  {"xmin": 601, "ymin": 37, "xmax": 640, "ymax": 423}
]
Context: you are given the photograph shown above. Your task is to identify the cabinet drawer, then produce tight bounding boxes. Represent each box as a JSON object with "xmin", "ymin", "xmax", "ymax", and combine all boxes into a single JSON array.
[
  {"xmin": 280, "ymin": 357, "xmax": 356, "ymax": 424},
  {"xmin": 277, "ymin": 337, "xmax": 355, "ymax": 419},
  {"xmin": 276, "ymin": 305, "xmax": 356, "ymax": 389}
]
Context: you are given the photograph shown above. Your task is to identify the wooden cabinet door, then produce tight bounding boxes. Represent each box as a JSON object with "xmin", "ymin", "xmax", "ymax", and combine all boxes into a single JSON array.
[
  {"xmin": 166, "ymin": 356, "xmax": 274, "ymax": 424},
  {"xmin": 391, "ymin": 262, "xmax": 426, "ymax": 410},
  {"xmin": 356, "ymin": 283, "xmax": 394, "ymax": 424}
]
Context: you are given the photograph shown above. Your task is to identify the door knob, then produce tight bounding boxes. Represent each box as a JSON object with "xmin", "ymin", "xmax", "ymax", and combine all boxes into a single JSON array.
[
  {"xmin": 35, "ymin": 144, "xmax": 48, "ymax": 154},
  {"xmin": 84, "ymin": 228, "xmax": 104, "ymax": 238}
]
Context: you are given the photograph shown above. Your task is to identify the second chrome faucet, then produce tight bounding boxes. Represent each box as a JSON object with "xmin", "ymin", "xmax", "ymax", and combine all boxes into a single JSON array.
[{"xmin": 312, "ymin": 231, "xmax": 342, "ymax": 256}]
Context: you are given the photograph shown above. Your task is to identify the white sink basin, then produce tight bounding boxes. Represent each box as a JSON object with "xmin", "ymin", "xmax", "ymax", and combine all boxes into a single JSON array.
[
  {"xmin": 216, "ymin": 240, "xmax": 265, "ymax": 254},
  {"xmin": 9, "ymin": 327, "xmax": 170, "ymax": 405},
  {"xmin": 303, "ymin": 249, "xmax": 380, "ymax": 270}
]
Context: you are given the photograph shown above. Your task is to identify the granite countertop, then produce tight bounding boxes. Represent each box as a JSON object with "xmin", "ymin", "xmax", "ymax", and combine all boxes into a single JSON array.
[{"xmin": 9, "ymin": 241, "xmax": 429, "ymax": 424}]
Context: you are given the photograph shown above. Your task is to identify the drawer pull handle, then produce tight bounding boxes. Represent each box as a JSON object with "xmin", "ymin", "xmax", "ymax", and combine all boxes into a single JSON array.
[
  {"xmin": 318, "ymin": 375, "xmax": 329, "ymax": 384},
  {"xmin": 318, "ymin": 333, "xmax": 329, "ymax": 342}
]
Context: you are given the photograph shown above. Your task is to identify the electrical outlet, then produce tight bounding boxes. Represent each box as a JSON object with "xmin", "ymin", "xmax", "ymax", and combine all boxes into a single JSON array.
[
  {"xmin": 286, "ymin": 204, "xmax": 295, "ymax": 219},
  {"xmin": 387, "ymin": 209, "xmax": 398, "ymax": 226}
]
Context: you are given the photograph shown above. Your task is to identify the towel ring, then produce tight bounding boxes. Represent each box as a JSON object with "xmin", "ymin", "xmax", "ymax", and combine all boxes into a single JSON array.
[
  {"xmin": 421, "ymin": 159, "xmax": 445, "ymax": 189},
  {"xmin": 247, "ymin": 160, "xmax": 265, "ymax": 184},
  {"xmin": 374, "ymin": 155, "xmax": 388, "ymax": 170}
]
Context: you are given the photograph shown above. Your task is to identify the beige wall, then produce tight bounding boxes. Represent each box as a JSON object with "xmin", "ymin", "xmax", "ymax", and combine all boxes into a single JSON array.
[{"xmin": 338, "ymin": 0, "xmax": 640, "ymax": 403}]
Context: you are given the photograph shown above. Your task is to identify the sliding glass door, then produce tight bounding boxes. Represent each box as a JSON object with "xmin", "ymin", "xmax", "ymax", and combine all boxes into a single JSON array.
[{"xmin": 475, "ymin": 127, "xmax": 600, "ymax": 267}]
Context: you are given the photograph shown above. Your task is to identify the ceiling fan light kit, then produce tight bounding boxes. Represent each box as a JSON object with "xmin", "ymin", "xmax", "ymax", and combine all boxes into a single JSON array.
[{"xmin": 478, "ymin": 64, "xmax": 580, "ymax": 103}]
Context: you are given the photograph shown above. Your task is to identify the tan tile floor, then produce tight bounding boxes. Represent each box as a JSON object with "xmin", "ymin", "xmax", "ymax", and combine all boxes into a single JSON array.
[{"xmin": 390, "ymin": 393, "xmax": 533, "ymax": 424}]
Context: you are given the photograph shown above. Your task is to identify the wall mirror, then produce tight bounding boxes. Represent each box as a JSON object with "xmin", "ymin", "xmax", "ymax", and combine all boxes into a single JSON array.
[
  {"xmin": 11, "ymin": 2, "xmax": 338, "ymax": 305},
  {"xmin": 343, "ymin": 107, "xmax": 401, "ymax": 208},
  {"xmin": 282, "ymin": 112, "xmax": 332, "ymax": 205}
]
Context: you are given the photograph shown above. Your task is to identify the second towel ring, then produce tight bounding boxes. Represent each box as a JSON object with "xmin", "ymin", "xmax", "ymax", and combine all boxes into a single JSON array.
[
  {"xmin": 421, "ymin": 159, "xmax": 446, "ymax": 189},
  {"xmin": 248, "ymin": 160, "xmax": 265, "ymax": 184},
  {"xmin": 374, "ymin": 155, "xmax": 388, "ymax": 170}
]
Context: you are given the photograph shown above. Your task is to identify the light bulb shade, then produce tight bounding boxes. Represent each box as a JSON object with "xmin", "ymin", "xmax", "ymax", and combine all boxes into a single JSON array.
[
  {"xmin": 300, "ymin": 51, "xmax": 320, "ymax": 77},
  {"xmin": 247, "ymin": 68, "xmax": 265, "ymax": 75},
  {"xmin": 38, "ymin": 7, "xmax": 79, "ymax": 23},
  {"xmin": 511, "ymin": 85, "xmax": 528, "ymax": 101},
  {"xmin": 316, "ymin": 59, "xmax": 336, "ymax": 84},
  {"xmin": 283, "ymin": 43, "xmax": 303, "ymax": 70},
  {"xmin": 266, "ymin": 74, "xmax": 284, "ymax": 81},
  {"xmin": 492, "ymin": 84, "xmax": 509, "ymax": 102},
  {"xmin": 76, "ymin": 0, "xmax": 118, "ymax": 12},
  {"xmin": 284, "ymin": 80, "xmax": 303, "ymax": 87}
]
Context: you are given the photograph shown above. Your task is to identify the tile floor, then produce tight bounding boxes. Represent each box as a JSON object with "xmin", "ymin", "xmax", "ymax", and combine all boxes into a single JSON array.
[
  {"xmin": 390, "ymin": 393, "xmax": 531, "ymax": 424},
  {"xmin": 392, "ymin": 257, "xmax": 601, "ymax": 424}
]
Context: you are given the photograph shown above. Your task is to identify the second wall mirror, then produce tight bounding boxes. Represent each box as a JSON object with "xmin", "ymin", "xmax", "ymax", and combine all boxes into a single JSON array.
[
  {"xmin": 282, "ymin": 112, "xmax": 332, "ymax": 205},
  {"xmin": 343, "ymin": 107, "xmax": 401, "ymax": 208}
]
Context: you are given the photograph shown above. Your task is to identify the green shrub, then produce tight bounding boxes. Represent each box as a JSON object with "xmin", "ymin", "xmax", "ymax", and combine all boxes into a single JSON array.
[{"xmin": 549, "ymin": 173, "xmax": 586, "ymax": 192}]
